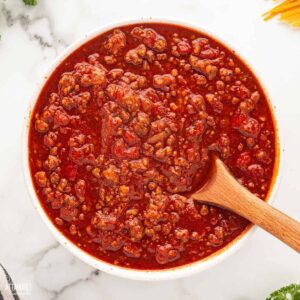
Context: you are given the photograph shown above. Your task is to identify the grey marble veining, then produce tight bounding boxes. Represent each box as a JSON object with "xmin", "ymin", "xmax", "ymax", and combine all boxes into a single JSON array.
[{"xmin": 1, "ymin": 1, "xmax": 68, "ymax": 54}]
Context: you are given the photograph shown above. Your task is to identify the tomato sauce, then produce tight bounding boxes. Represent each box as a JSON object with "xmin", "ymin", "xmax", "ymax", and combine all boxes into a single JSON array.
[{"xmin": 28, "ymin": 23, "xmax": 277, "ymax": 269}]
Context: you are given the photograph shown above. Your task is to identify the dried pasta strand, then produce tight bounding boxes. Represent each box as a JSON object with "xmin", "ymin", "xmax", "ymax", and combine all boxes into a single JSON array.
[
  {"xmin": 269, "ymin": 0, "xmax": 299, "ymax": 13},
  {"xmin": 263, "ymin": 0, "xmax": 300, "ymax": 26},
  {"xmin": 263, "ymin": 1, "xmax": 300, "ymax": 20},
  {"xmin": 280, "ymin": 6, "xmax": 300, "ymax": 18},
  {"xmin": 288, "ymin": 17, "xmax": 300, "ymax": 26}
]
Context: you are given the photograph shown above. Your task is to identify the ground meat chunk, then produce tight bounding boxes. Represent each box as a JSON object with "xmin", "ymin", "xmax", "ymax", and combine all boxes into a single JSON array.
[
  {"xmin": 57, "ymin": 178, "xmax": 72, "ymax": 193},
  {"xmin": 121, "ymin": 72, "xmax": 147, "ymax": 90},
  {"xmin": 68, "ymin": 133, "xmax": 86, "ymax": 147},
  {"xmin": 40, "ymin": 104, "xmax": 56, "ymax": 124},
  {"xmin": 44, "ymin": 155, "xmax": 60, "ymax": 171},
  {"xmin": 192, "ymin": 73, "xmax": 207, "ymax": 86},
  {"xmin": 123, "ymin": 243, "xmax": 142, "ymax": 258},
  {"xmin": 236, "ymin": 152, "xmax": 252, "ymax": 170},
  {"xmin": 200, "ymin": 47, "xmax": 220, "ymax": 59},
  {"xmin": 60, "ymin": 206, "xmax": 78, "ymax": 222},
  {"xmin": 126, "ymin": 217, "xmax": 144, "ymax": 242},
  {"xmin": 192, "ymin": 37, "xmax": 220, "ymax": 59},
  {"xmin": 119, "ymin": 185, "xmax": 130, "ymax": 197},
  {"xmin": 104, "ymin": 29, "xmax": 126, "ymax": 55},
  {"xmin": 69, "ymin": 144, "xmax": 94, "ymax": 166},
  {"xmin": 231, "ymin": 84, "xmax": 251, "ymax": 100},
  {"xmin": 125, "ymin": 44, "xmax": 147, "ymax": 65},
  {"xmin": 62, "ymin": 92, "xmax": 91, "ymax": 113},
  {"xmin": 131, "ymin": 112, "xmax": 150, "ymax": 137},
  {"xmin": 129, "ymin": 158, "xmax": 149, "ymax": 172},
  {"xmin": 174, "ymin": 228, "xmax": 189, "ymax": 242},
  {"xmin": 35, "ymin": 171, "xmax": 48, "ymax": 187},
  {"xmin": 75, "ymin": 179, "xmax": 86, "ymax": 202},
  {"xmin": 102, "ymin": 165, "xmax": 120, "ymax": 184},
  {"xmin": 139, "ymin": 90, "xmax": 155, "ymax": 113},
  {"xmin": 208, "ymin": 228, "xmax": 224, "ymax": 247},
  {"xmin": 205, "ymin": 93, "xmax": 223, "ymax": 114},
  {"xmin": 44, "ymin": 132, "xmax": 57, "ymax": 148},
  {"xmin": 232, "ymin": 113, "xmax": 261, "ymax": 138},
  {"xmin": 186, "ymin": 120, "xmax": 206, "ymax": 141},
  {"xmin": 122, "ymin": 129, "xmax": 141, "ymax": 146},
  {"xmin": 189, "ymin": 55, "xmax": 218, "ymax": 80},
  {"xmin": 112, "ymin": 138, "xmax": 140, "ymax": 160},
  {"xmin": 59, "ymin": 195, "xmax": 80, "ymax": 222},
  {"xmin": 100, "ymin": 103, "xmax": 123, "ymax": 153},
  {"xmin": 53, "ymin": 108, "xmax": 70, "ymax": 128},
  {"xmin": 108, "ymin": 68, "xmax": 124, "ymax": 80},
  {"xmin": 58, "ymin": 73, "xmax": 76, "ymax": 95},
  {"xmin": 155, "ymin": 244, "xmax": 180, "ymax": 264},
  {"xmin": 98, "ymin": 232, "xmax": 124, "ymax": 251},
  {"xmin": 248, "ymin": 164, "xmax": 264, "ymax": 181},
  {"xmin": 256, "ymin": 149, "xmax": 272, "ymax": 165},
  {"xmin": 154, "ymin": 146, "xmax": 172, "ymax": 162},
  {"xmin": 219, "ymin": 67, "xmax": 233, "ymax": 81},
  {"xmin": 35, "ymin": 120, "xmax": 49, "ymax": 133},
  {"xmin": 217, "ymin": 133, "xmax": 231, "ymax": 158},
  {"xmin": 150, "ymin": 117, "xmax": 177, "ymax": 133},
  {"xmin": 104, "ymin": 55, "xmax": 117, "ymax": 65},
  {"xmin": 153, "ymin": 74, "xmax": 175, "ymax": 91},
  {"xmin": 131, "ymin": 27, "xmax": 167, "ymax": 52},
  {"xmin": 189, "ymin": 93, "xmax": 206, "ymax": 112},
  {"xmin": 74, "ymin": 62, "xmax": 107, "ymax": 87},
  {"xmin": 191, "ymin": 37, "xmax": 208, "ymax": 54},
  {"xmin": 61, "ymin": 97, "xmax": 76, "ymax": 111},
  {"xmin": 147, "ymin": 130, "xmax": 170, "ymax": 144},
  {"xmin": 50, "ymin": 172, "xmax": 60, "ymax": 185},
  {"xmin": 144, "ymin": 194, "xmax": 169, "ymax": 226},
  {"xmin": 172, "ymin": 40, "xmax": 191, "ymax": 56},
  {"xmin": 106, "ymin": 83, "xmax": 140, "ymax": 112},
  {"xmin": 139, "ymin": 87, "xmax": 159, "ymax": 103},
  {"xmin": 92, "ymin": 211, "xmax": 117, "ymax": 230}
]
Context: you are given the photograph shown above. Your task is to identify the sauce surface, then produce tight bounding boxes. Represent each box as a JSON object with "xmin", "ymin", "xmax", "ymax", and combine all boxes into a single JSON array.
[{"xmin": 29, "ymin": 23, "xmax": 276, "ymax": 269}]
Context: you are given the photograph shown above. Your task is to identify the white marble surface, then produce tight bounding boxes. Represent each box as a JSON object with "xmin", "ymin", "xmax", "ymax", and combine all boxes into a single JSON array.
[{"xmin": 0, "ymin": 0, "xmax": 299, "ymax": 299}]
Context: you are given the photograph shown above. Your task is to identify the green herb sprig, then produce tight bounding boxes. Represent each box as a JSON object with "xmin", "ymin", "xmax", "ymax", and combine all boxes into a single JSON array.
[
  {"xmin": 266, "ymin": 284, "xmax": 300, "ymax": 300},
  {"xmin": 23, "ymin": 0, "xmax": 38, "ymax": 6}
]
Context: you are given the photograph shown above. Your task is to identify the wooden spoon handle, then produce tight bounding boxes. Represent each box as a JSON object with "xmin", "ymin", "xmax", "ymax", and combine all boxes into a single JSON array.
[
  {"xmin": 227, "ymin": 190, "xmax": 300, "ymax": 253},
  {"xmin": 193, "ymin": 158, "xmax": 300, "ymax": 252}
]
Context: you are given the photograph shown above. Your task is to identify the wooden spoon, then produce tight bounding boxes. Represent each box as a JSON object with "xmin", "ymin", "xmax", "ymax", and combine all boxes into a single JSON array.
[{"xmin": 191, "ymin": 157, "xmax": 300, "ymax": 252}]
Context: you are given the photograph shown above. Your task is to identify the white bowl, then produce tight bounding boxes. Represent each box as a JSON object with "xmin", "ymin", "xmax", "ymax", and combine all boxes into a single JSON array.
[{"xmin": 23, "ymin": 18, "xmax": 282, "ymax": 281}]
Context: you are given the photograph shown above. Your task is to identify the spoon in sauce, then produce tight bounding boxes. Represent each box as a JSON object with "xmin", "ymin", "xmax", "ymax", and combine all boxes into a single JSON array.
[{"xmin": 191, "ymin": 157, "xmax": 300, "ymax": 252}]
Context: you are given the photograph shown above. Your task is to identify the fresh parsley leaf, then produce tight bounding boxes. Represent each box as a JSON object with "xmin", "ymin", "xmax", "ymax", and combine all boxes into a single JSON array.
[
  {"xmin": 266, "ymin": 284, "xmax": 300, "ymax": 300},
  {"xmin": 23, "ymin": 0, "xmax": 38, "ymax": 6}
]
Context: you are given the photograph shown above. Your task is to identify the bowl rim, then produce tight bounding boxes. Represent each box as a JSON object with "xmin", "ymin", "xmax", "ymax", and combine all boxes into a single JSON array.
[{"xmin": 22, "ymin": 17, "xmax": 283, "ymax": 281}]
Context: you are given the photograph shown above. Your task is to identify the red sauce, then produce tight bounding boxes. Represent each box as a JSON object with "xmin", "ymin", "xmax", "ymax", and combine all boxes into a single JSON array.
[{"xmin": 28, "ymin": 23, "xmax": 277, "ymax": 269}]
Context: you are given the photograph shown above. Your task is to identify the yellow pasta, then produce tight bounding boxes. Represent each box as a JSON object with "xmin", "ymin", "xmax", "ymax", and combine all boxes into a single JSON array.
[{"xmin": 263, "ymin": 0, "xmax": 300, "ymax": 27}]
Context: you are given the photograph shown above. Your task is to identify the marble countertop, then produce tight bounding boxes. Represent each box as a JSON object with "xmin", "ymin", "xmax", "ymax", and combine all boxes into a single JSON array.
[{"xmin": 0, "ymin": 0, "xmax": 299, "ymax": 299}]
